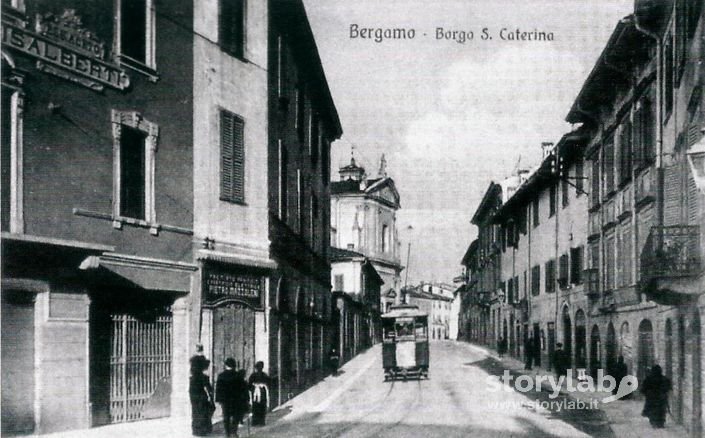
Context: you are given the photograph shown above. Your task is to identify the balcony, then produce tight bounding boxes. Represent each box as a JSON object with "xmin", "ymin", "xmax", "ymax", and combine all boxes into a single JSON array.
[{"xmin": 640, "ymin": 225, "xmax": 702, "ymax": 304}]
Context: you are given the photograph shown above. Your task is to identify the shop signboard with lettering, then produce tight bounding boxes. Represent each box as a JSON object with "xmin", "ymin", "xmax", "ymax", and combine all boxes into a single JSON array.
[{"xmin": 203, "ymin": 264, "xmax": 264, "ymax": 309}]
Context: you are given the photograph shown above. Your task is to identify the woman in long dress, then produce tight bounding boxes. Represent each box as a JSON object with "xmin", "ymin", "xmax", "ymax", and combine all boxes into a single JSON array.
[
  {"xmin": 248, "ymin": 361, "xmax": 270, "ymax": 426},
  {"xmin": 189, "ymin": 356, "xmax": 214, "ymax": 436}
]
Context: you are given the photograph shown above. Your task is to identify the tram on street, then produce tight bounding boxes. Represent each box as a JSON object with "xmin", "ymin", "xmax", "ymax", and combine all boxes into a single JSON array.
[{"xmin": 382, "ymin": 304, "xmax": 429, "ymax": 380}]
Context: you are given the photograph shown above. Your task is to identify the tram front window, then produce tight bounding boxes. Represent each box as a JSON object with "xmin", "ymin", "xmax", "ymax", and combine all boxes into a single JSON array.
[{"xmin": 395, "ymin": 319, "xmax": 414, "ymax": 338}]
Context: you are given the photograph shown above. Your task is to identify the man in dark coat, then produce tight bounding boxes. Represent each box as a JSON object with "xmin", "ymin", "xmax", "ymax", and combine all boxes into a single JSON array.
[
  {"xmin": 524, "ymin": 335, "xmax": 534, "ymax": 370},
  {"xmin": 498, "ymin": 337, "xmax": 507, "ymax": 358},
  {"xmin": 641, "ymin": 365, "xmax": 672, "ymax": 428},
  {"xmin": 248, "ymin": 361, "xmax": 270, "ymax": 426},
  {"xmin": 553, "ymin": 343, "xmax": 568, "ymax": 378},
  {"xmin": 610, "ymin": 355, "xmax": 629, "ymax": 396},
  {"xmin": 216, "ymin": 358, "xmax": 250, "ymax": 437}
]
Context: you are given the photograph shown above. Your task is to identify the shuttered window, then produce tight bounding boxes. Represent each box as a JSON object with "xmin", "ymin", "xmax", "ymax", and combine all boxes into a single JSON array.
[
  {"xmin": 220, "ymin": 110, "xmax": 245, "ymax": 203},
  {"xmin": 603, "ymin": 134, "xmax": 615, "ymax": 196},
  {"xmin": 590, "ymin": 157, "xmax": 600, "ymax": 207},
  {"xmin": 558, "ymin": 254, "xmax": 569, "ymax": 287},
  {"xmin": 570, "ymin": 246, "xmax": 583, "ymax": 285},
  {"xmin": 531, "ymin": 265, "xmax": 540, "ymax": 296},
  {"xmin": 687, "ymin": 123, "xmax": 702, "ymax": 225},
  {"xmin": 334, "ymin": 275, "xmax": 343, "ymax": 292},
  {"xmin": 575, "ymin": 158, "xmax": 584, "ymax": 193},
  {"xmin": 545, "ymin": 259, "xmax": 556, "ymax": 293}
]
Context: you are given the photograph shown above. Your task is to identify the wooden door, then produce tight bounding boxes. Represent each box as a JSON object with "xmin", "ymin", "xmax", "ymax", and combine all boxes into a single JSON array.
[
  {"xmin": 213, "ymin": 303, "xmax": 255, "ymax": 377},
  {"xmin": 1, "ymin": 293, "xmax": 35, "ymax": 435}
]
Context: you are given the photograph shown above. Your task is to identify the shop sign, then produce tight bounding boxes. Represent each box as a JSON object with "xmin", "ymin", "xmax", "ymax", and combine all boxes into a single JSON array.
[
  {"xmin": 2, "ymin": 9, "xmax": 130, "ymax": 91},
  {"xmin": 204, "ymin": 265, "xmax": 264, "ymax": 309}
]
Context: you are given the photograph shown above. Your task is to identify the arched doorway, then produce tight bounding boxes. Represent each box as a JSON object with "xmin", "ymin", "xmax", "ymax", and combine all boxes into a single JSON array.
[
  {"xmin": 590, "ymin": 325, "xmax": 601, "ymax": 379},
  {"xmin": 575, "ymin": 310, "xmax": 587, "ymax": 369},
  {"xmin": 606, "ymin": 322, "xmax": 617, "ymax": 369},
  {"xmin": 562, "ymin": 306, "xmax": 572, "ymax": 370},
  {"xmin": 665, "ymin": 319, "xmax": 673, "ymax": 380},
  {"xmin": 637, "ymin": 319, "xmax": 654, "ymax": 384},
  {"xmin": 690, "ymin": 311, "xmax": 702, "ymax": 436}
]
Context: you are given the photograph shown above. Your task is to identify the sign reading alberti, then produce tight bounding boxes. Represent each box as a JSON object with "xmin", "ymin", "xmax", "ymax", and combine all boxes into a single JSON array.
[
  {"xmin": 203, "ymin": 264, "xmax": 264, "ymax": 309},
  {"xmin": 1, "ymin": 9, "xmax": 130, "ymax": 91}
]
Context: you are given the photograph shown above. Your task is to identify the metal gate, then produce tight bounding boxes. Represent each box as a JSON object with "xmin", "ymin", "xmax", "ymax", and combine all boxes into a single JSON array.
[{"xmin": 110, "ymin": 312, "xmax": 172, "ymax": 423}]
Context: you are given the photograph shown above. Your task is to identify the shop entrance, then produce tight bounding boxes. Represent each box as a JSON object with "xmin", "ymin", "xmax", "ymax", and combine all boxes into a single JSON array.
[
  {"xmin": 1, "ymin": 291, "xmax": 35, "ymax": 435},
  {"xmin": 91, "ymin": 293, "xmax": 173, "ymax": 425},
  {"xmin": 212, "ymin": 302, "xmax": 256, "ymax": 376}
]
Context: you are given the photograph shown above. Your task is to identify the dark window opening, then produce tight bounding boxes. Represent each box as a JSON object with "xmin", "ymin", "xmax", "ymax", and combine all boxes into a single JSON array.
[
  {"xmin": 280, "ymin": 144, "xmax": 288, "ymax": 222},
  {"xmin": 570, "ymin": 246, "xmax": 584, "ymax": 285},
  {"xmin": 545, "ymin": 259, "xmax": 556, "ymax": 293},
  {"xmin": 219, "ymin": 0, "xmax": 245, "ymax": 59},
  {"xmin": 531, "ymin": 265, "xmax": 541, "ymax": 296},
  {"xmin": 120, "ymin": 126, "xmax": 147, "ymax": 219},
  {"xmin": 549, "ymin": 184, "xmax": 557, "ymax": 217},
  {"xmin": 532, "ymin": 198, "xmax": 540, "ymax": 227},
  {"xmin": 121, "ymin": 0, "xmax": 147, "ymax": 63}
]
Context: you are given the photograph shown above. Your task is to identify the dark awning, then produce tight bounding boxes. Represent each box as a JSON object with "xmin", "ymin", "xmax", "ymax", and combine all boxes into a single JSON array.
[{"xmin": 80, "ymin": 253, "xmax": 197, "ymax": 293}]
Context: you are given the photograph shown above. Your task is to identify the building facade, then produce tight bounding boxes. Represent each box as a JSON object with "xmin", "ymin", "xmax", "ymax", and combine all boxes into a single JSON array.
[
  {"xmin": 330, "ymin": 156, "xmax": 403, "ymax": 313},
  {"xmin": 405, "ymin": 285, "xmax": 454, "ymax": 340},
  {"xmin": 330, "ymin": 246, "xmax": 383, "ymax": 364},
  {"xmin": 267, "ymin": 0, "xmax": 343, "ymax": 406},
  {"xmin": 568, "ymin": 3, "xmax": 704, "ymax": 435},
  {"xmin": 460, "ymin": 2, "xmax": 705, "ymax": 436},
  {"xmin": 1, "ymin": 0, "xmax": 342, "ymax": 434},
  {"xmin": 1, "ymin": 0, "xmax": 196, "ymax": 433}
]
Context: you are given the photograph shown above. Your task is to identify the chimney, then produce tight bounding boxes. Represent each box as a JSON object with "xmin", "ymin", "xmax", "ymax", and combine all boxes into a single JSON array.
[
  {"xmin": 541, "ymin": 142, "xmax": 554, "ymax": 158},
  {"xmin": 347, "ymin": 243, "xmax": 355, "ymax": 250}
]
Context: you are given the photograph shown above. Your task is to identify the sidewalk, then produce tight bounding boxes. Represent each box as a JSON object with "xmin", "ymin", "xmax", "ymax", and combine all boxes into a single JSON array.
[
  {"xmin": 464, "ymin": 342, "xmax": 689, "ymax": 438},
  {"xmin": 33, "ymin": 345, "xmax": 380, "ymax": 438}
]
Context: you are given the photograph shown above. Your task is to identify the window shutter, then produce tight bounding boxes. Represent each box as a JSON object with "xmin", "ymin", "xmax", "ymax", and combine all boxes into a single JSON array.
[
  {"xmin": 220, "ymin": 110, "xmax": 245, "ymax": 203},
  {"xmin": 688, "ymin": 123, "xmax": 702, "ymax": 225},
  {"xmin": 232, "ymin": 116, "xmax": 245, "ymax": 202}
]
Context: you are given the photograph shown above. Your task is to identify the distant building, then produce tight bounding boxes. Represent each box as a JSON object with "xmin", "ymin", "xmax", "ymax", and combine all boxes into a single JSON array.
[
  {"xmin": 330, "ymin": 156, "xmax": 403, "ymax": 313},
  {"xmin": 405, "ymin": 284, "xmax": 454, "ymax": 340},
  {"xmin": 330, "ymin": 246, "xmax": 383, "ymax": 364},
  {"xmin": 420, "ymin": 282, "xmax": 459, "ymax": 340}
]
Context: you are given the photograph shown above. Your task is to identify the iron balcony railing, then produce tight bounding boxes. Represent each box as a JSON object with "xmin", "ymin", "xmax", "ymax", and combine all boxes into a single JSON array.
[{"xmin": 641, "ymin": 225, "xmax": 701, "ymax": 282}]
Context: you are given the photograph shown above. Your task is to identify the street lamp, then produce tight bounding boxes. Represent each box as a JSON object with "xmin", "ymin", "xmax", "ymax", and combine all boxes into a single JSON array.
[{"xmin": 687, "ymin": 127, "xmax": 705, "ymax": 193}]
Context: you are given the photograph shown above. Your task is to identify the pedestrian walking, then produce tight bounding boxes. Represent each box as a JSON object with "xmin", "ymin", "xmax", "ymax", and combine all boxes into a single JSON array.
[
  {"xmin": 248, "ymin": 361, "xmax": 270, "ymax": 426},
  {"xmin": 641, "ymin": 365, "xmax": 672, "ymax": 428},
  {"xmin": 552, "ymin": 343, "xmax": 568, "ymax": 378},
  {"xmin": 328, "ymin": 348, "xmax": 340, "ymax": 375},
  {"xmin": 189, "ymin": 354, "xmax": 214, "ymax": 436},
  {"xmin": 610, "ymin": 355, "xmax": 629, "ymax": 396},
  {"xmin": 215, "ymin": 358, "xmax": 250, "ymax": 437},
  {"xmin": 497, "ymin": 337, "xmax": 507, "ymax": 358},
  {"xmin": 524, "ymin": 335, "xmax": 534, "ymax": 370}
]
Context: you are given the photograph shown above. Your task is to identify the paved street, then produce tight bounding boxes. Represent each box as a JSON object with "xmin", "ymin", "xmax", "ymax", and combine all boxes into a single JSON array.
[{"xmin": 248, "ymin": 341, "xmax": 612, "ymax": 438}]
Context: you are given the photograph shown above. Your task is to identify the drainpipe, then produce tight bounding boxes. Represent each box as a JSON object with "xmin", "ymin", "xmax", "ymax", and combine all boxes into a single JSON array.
[{"xmin": 634, "ymin": 14, "xmax": 664, "ymax": 233}]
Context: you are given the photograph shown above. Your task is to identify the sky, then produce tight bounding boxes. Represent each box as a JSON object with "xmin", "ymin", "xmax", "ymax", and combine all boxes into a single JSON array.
[{"xmin": 304, "ymin": 0, "xmax": 633, "ymax": 285}]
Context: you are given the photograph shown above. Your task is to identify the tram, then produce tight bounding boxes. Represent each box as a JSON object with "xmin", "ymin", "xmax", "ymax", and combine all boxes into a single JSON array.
[{"xmin": 381, "ymin": 304, "xmax": 429, "ymax": 380}]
